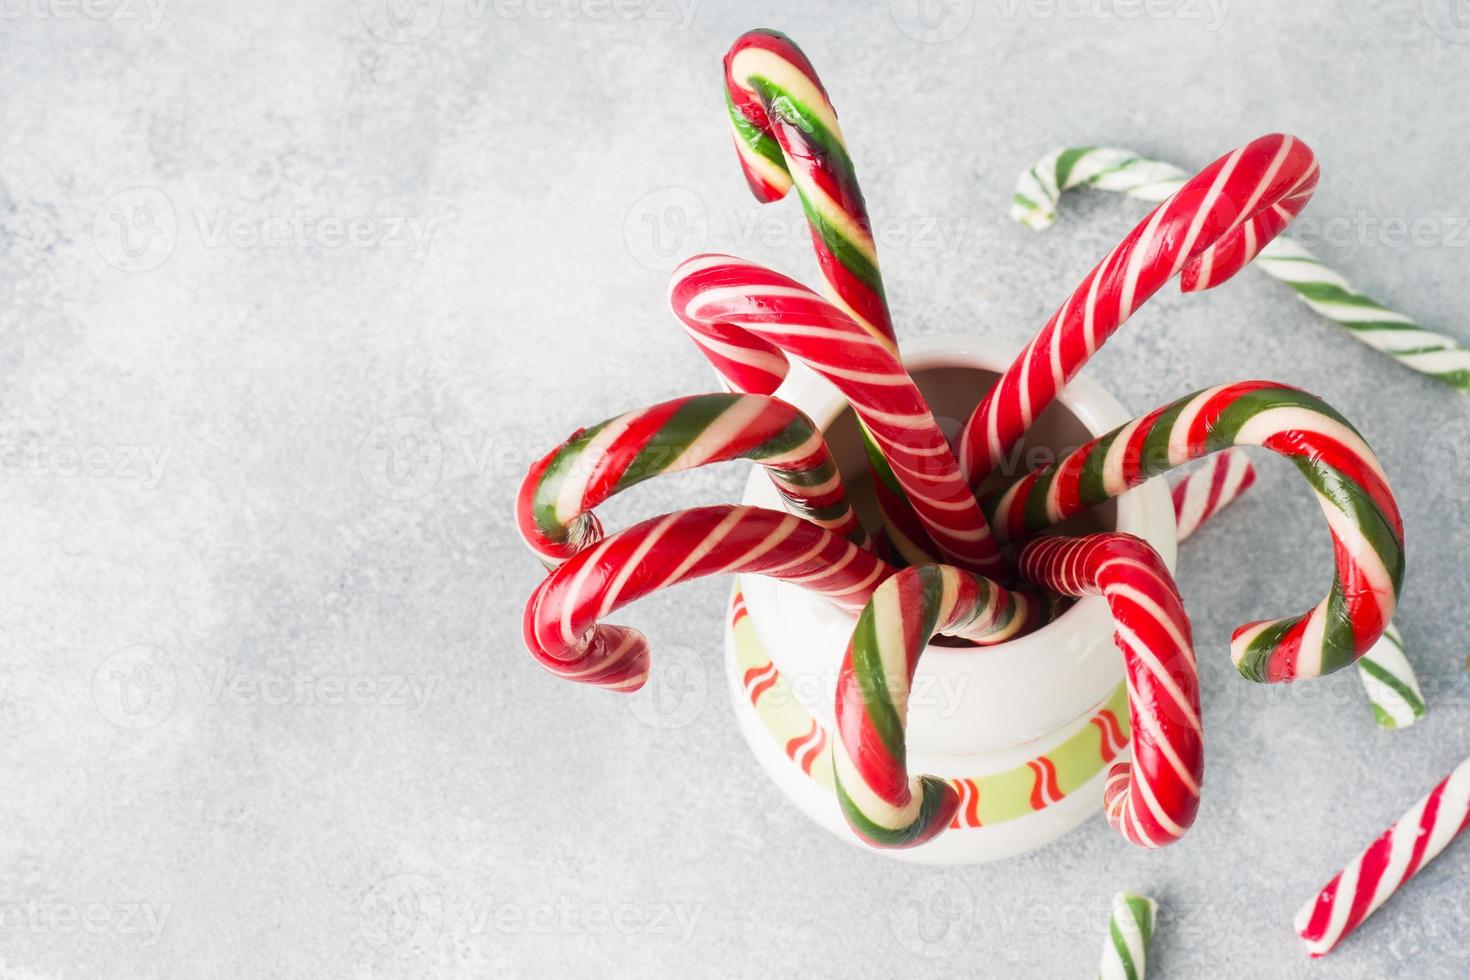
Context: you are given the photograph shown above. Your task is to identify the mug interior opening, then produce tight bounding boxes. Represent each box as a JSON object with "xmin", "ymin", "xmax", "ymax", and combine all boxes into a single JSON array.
[{"xmin": 818, "ymin": 361, "xmax": 1119, "ymax": 646}]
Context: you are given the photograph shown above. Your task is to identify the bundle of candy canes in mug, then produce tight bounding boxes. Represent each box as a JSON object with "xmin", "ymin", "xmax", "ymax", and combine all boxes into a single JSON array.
[{"xmin": 518, "ymin": 29, "xmax": 1469, "ymax": 961}]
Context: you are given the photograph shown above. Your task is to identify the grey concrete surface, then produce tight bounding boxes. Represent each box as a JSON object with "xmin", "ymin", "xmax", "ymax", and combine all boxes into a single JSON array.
[{"xmin": 1, "ymin": 1, "xmax": 1468, "ymax": 976}]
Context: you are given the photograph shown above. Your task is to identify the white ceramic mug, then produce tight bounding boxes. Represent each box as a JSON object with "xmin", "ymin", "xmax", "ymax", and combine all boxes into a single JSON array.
[{"xmin": 723, "ymin": 336, "xmax": 1177, "ymax": 863}]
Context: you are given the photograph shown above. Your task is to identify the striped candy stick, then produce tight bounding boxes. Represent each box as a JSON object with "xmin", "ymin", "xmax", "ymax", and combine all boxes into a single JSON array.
[
  {"xmin": 669, "ymin": 254, "xmax": 1006, "ymax": 578},
  {"xmin": 958, "ymin": 134, "xmax": 1319, "ymax": 487},
  {"xmin": 1098, "ymin": 892, "xmax": 1158, "ymax": 980},
  {"xmin": 866, "ymin": 451, "xmax": 946, "ymax": 568},
  {"xmin": 1019, "ymin": 534, "xmax": 1203, "ymax": 848},
  {"xmin": 1170, "ymin": 449, "xmax": 1257, "ymax": 542},
  {"xmin": 985, "ymin": 382, "xmax": 1405, "ymax": 684},
  {"xmin": 516, "ymin": 393, "xmax": 866, "ymax": 567},
  {"xmin": 1171, "ymin": 451, "xmax": 1425, "ymax": 727},
  {"xmin": 1295, "ymin": 754, "xmax": 1470, "ymax": 957},
  {"xmin": 723, "ymin": 33, "xmax": 945, "ymax": 566},
  {"xmin": 832, "ymin": 564, "xmax": 1046, "ymax": 847},
  {"xmin": 1013, "ymin": 147, "xmax": 1470, "ymax": 390},
  {"xmin": 1356, "ymin": 624, "xmax": 1427, "ymax": 730},
  {"xmin": 523, "ymin": 504, "xmax": 894, "ymax": 692},
  {"xmin": 724, "ymin": 29, "xmax": 894, "ymax": 347}
]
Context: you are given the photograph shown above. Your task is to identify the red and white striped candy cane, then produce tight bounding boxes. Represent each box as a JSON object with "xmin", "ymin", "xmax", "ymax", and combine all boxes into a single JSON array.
[
  {"xmin": 724, "ymin": 29, "xmax": 895, "ymax": 347},
  {"xmin": 985, "ymin": 382, "xmax": 1404, "ymax": 683},
  {"xmin": 958, "ymin": 133, "xmax": 1319, "ymax": 486},
  {"xmin": 1018, "ymin": 534, "xmax": 1203, "ymax": 848},
  {"xmin": 1295, "ymin": 755, "xmax": 1470, "ymax": 957},
  {"xmin": 516, "ymin": 393, "xmax": 866, "ymax": 567},
  {"xmin": 669, "ymin": 254, "xmax": 1005, "ymax": 577},
  {"xmin": 523, "ymin": 504, "xmax": 894, "ymax": 692},
  {"xmin": 1172, "ymin": 449, "xmax": 1257, "ymax": 541}
]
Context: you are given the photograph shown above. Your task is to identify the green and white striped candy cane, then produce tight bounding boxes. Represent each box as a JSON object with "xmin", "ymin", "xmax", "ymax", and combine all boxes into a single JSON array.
[
  {"xmin": 1357, "ymin": 624, "xmax": 1427, "ymax": 730},
  {"xmin": 1012, "ymin": 147, "xmax": 1470, "ymax": 391},
  {"xmin": 1098, "ymin": 892, "xmax": 1157, "ymax": 980}
]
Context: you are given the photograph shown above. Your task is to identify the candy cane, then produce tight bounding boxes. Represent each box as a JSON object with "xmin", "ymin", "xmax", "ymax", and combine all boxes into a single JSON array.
[
  {"xmin": 724, "ymin": 29, "xmax": 895, "ymax": 347},
  {"xmin": 1013, "ymin": 146, "xmax": 1470, "ymax": 390},
  {"xmin": 1019, "ymin": 534, "xmax": 1202, "ymax": 848},
  {"xmin": 958, "ymin": 134, "xmax": 1319, "ymax": 486},
  {"xmin": 986, "ymin": 382, "xmax": 1405, "ymax": 683},
  {"xmin": 1098, "ymin": 892, "xmax": 1158, "ymax": 980},
  {"xmin": 1170, "ymin": 451, "xmax": 1424, "ymax": 726},
  {"xmin": 832, "ymin": 564, "xmax": 1046, "ymax": 847},
  {"xmin": 1170, "ymin": 449, "xmax": 1257, "ymax": 542},
  {"xmin": 516, "ymin": 393, "xmax": 866, "ymax": 567},
  {"xmin": 721, "ymin": 31, "xmax": 940, "ymax": 564},
  {"xmin": 670, "ymin": 254, "xmax": 1005, "ymax": 577},
  {"xmin": 524, "ymin": 504, "xmax": 893, "ymax": 692},
  {"xmin": 1295, "ymin": 754, "xmax": 1470, "ymax": 957},
  {"xmin": 1356, "ymin": 624, "xmax": 1426, "ymax": 730}
]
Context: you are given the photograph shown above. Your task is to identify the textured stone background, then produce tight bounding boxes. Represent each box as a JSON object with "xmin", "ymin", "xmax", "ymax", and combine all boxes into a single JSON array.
[{"xmin": 2, "ymin": 1, "xmax": 1468, "ymax": 976}]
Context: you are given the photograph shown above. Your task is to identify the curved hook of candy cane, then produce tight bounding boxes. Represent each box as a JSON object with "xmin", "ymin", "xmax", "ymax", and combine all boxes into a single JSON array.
[
  {"xmin": 721, "ymin": 31, "xmax": 937, "ymax": 566},
  {"xmin": 667, "ymin": 249, "xmax": 940, "ymax": 568},
  {"xmin": 984, "ymin": 381, "xmax": 1405, "ymax": 684},
  {"xmin": 1019, "ymin": 534, "xmax": 1203, "ymax": 848},
  {"xmin": 723, "ymin": 29, "xmax": 894, "ymax": 347},
  {"xmin": 1011, "ymin": 146, "xmax": 1189, "ymax": 231},
  {"xmin": 1171, "ymin": 452, "xmax": 1425, "ymax": 727},
  {"xmin": 1012, "ymin": 146, "xmax": 1470, "ymax": 392},
  {"xmin": 523, "ymin": 504, "xmax": 895, "ymax": 692},
  {"xmin": 516, "ymin": 393, "xmax": 867, "ymax": 567},
  {"xmin": 832, "ymin": 564, "xmax": 1048, "ymax": 848},
  {"xmin": 669, "ymin": 254, "xmax": 1007, "ymax": 578},
  {"xmin": 958, "ymin": 133, "xmax": 1319, "ymax": 486}
]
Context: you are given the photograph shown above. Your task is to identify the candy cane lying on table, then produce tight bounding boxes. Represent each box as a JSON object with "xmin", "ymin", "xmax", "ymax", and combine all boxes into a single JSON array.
[
  {"xmin": 831, "ymin": 564, "xmax": 1049, "ymax": 847},
  {"xmin": 516, "ymin": 393, "xmax": 866, "ymax": 567},
  {"xmin": 1355, "ymin": 624, "xmax": 1426, "ymax": 730},
  {"xmin": 669, "ymin": 254, "xmax": 1006, "ymax": 578},
  {"xmin": 1020, "ymin": 534, "xmax": 1202, "ymax": 849},
  {"xmin": 523, "ymin": 505, "xmax": 895, "ymax": 692},
  {"xmin": 724, "ymin": 29, "xmax": 895, "ymax": 347},
  {"xmin": 985, "ymin": 382, "xmax": 1405, "ymax": 683},
  {"xmin": 958, "ymin": 133, "xmax": 1319, "ymax": 487},
  {"xmin": 1295, "ymin": 754, "xmax": 1470, "ymax": 957},
  {"xmin": 1098, "ymin": 892, "xmax": 1159, "ymax": 980},
  {"xmin": 1170, "ymin": 449, "xmax": 1257, "ymax": 542},
  {"xmin": 1012, "ymin": 147, "xmax": 1470, "ymax": 391}
]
